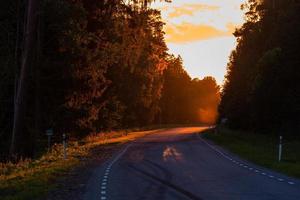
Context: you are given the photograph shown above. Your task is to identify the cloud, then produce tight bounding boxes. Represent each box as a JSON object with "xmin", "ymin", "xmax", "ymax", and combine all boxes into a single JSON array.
[
  {"xmin": 168, "ymin": 3, "xmax": 220, "ymax": 18},
  {"xmin": 165, "ymin": 22, "xmax": 235, "ymax": 43}
]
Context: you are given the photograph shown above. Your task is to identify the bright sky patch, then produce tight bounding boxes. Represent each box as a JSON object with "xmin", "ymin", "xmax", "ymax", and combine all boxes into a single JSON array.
[{"xmin": 152, "ymin": 0, "xmax": 245, "ymax": 84}]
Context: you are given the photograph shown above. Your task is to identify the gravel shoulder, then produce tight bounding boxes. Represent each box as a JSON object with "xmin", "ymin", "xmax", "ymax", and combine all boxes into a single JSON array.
[{"xmin": 46, "ymin": 143, "xmax": 124, "ymax": 200}]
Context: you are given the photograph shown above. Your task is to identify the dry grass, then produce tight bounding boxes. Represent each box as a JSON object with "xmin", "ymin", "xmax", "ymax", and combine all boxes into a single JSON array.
[{"xmin": 85, "ymin": 129, "xmax": 160, "ymax": 144}]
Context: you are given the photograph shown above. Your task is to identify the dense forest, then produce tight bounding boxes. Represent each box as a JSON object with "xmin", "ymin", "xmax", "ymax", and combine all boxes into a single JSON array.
[
  {"xmin": 0, "ymin": 0, "xmax": 220, "ymax": 160},
  {"xmin": 220, "ymin": 0, "xmax": 300, "ymax": 135}
]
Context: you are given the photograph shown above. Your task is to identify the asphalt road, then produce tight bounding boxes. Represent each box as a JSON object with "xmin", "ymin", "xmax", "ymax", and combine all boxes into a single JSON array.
[{"xmin": 83, "ymin": 127, "xmax": 300, "ymax": 200}]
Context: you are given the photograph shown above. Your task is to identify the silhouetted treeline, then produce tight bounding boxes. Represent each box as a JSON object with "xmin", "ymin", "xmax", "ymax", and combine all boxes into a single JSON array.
[
  {"xmin": 219, "ymin": 0, "xmax": 300, "ymax": 135},
  {"xmin": 0, "ymin": 0, "xmax": 220, "ymax": 160},
  {"xmin": 161, "ymin": 56, "xmax": 220, "ymax": 125}
]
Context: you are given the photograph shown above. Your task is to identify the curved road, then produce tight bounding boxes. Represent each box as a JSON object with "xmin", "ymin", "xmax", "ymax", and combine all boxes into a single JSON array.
[{"xmin": 84, "ymin": 127, "xmax": 300, "ymax": 200}]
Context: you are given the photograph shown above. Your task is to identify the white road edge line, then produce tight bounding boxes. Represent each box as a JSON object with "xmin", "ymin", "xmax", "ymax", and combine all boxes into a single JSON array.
[
  {"xmin": 100, "ymin": 144, "xmax": 133, "ymax": 200},
  {"xmin": 197, "ymin": 133, "xmax": 297, "ymax": 186}
]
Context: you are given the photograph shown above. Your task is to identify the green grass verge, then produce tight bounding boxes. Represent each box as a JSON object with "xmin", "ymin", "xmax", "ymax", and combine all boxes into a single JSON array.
[
  {"xmin": 0, "ymin": 162, "xmax": 74, "ymax": 200},
  {"xmin": 0, "ymin": 143, "xmax": 86, "ymax": 200},
  {"xmin": 203, "ymin": 127, "xmax": 300, "ymax": 178}
]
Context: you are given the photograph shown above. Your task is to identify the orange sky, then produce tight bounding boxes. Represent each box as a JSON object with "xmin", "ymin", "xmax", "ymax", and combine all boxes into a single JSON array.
[{"xmin": 152, "ymin": 0, "xmax": 246, "ymax": 85}]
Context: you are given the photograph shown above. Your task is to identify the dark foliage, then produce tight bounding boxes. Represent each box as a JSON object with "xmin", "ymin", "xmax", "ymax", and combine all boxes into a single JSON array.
[
  {"xmin": 219, "ymin": 0, "xmax": 300, "ymax": 135},
  {"xmin": 0, "ymin": 0, "xmax": 220, "ymax": 160}
]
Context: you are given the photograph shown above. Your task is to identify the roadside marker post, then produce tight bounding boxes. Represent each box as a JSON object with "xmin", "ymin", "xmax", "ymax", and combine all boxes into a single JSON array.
[
  {"xmin": 278, "ymin": 135, "xmax": 282, "ymax": 162},
  {"xmin": 46, "ymin": 129, "xmax": 53, "ymax": 151},
  {"xmin": 63, "ymin": 133, "xmax": 67, "ymax": 160}
]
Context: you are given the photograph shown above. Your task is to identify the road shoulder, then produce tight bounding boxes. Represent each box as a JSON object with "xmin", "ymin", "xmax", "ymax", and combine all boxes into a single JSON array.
[{"xmin": 199, "ymin": 128, "xmax": 300, "ymax": 186}]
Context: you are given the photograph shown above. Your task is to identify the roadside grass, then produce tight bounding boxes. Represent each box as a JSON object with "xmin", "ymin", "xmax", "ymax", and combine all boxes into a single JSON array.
[
  {"xmin": 0, "ymin": 144, "xmax": 83, "ymax": 200},
  {"xmin": 0, "ymin": 128, "xmax": 164, "ymax": 200},
  {"xmin": 203, "ymin": 127, "xmax": 300, "ymax": 178}
]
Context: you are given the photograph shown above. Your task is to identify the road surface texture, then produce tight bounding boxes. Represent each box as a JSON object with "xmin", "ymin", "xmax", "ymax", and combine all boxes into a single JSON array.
[{"xmin": 83, "ymin": 127, "xmax": 300, "ymax": 200}]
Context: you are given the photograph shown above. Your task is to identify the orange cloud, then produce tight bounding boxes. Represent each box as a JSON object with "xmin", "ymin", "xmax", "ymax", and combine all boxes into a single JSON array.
[
  {"xmin": 168, "ymin": 3, "xmax": 220, "ymax": 18},
  {"xmin": 165, "ymin": 22, "xmax": 235, "ymax": 43}
]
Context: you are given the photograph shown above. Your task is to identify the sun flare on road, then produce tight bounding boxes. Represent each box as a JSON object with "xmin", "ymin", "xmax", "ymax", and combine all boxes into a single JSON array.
[{"xmin": 163, "ymin": 146, "xmax": 183, "ymax": 161}]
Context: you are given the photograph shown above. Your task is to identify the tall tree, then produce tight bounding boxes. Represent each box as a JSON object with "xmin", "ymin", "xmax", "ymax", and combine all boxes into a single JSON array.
[{"xmin": 10, "ymin": 0, "xmax": 39, "ymax": 156}]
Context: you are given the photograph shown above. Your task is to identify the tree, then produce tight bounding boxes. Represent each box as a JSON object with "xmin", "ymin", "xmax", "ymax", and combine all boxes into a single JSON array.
[
  {"xmin": 219, "ymin": 0, "xmax": 300, "ymax": 134},
  {"xmin": 160, "ymin": 55, "xmax": 220, "ymax": 124},
  {"xmin": 10, "ymin": 0, "xmax": 39, "ymax": 157}
]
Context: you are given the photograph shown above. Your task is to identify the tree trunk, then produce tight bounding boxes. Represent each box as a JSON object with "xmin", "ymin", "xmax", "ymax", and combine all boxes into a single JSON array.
[
  {"xmin": 33, "ymin": 5, "xmax": 43, "ymax": 157},
  {"xmin": 10, "ymin": 0, "xmax": 39, "ymax": 157}
]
